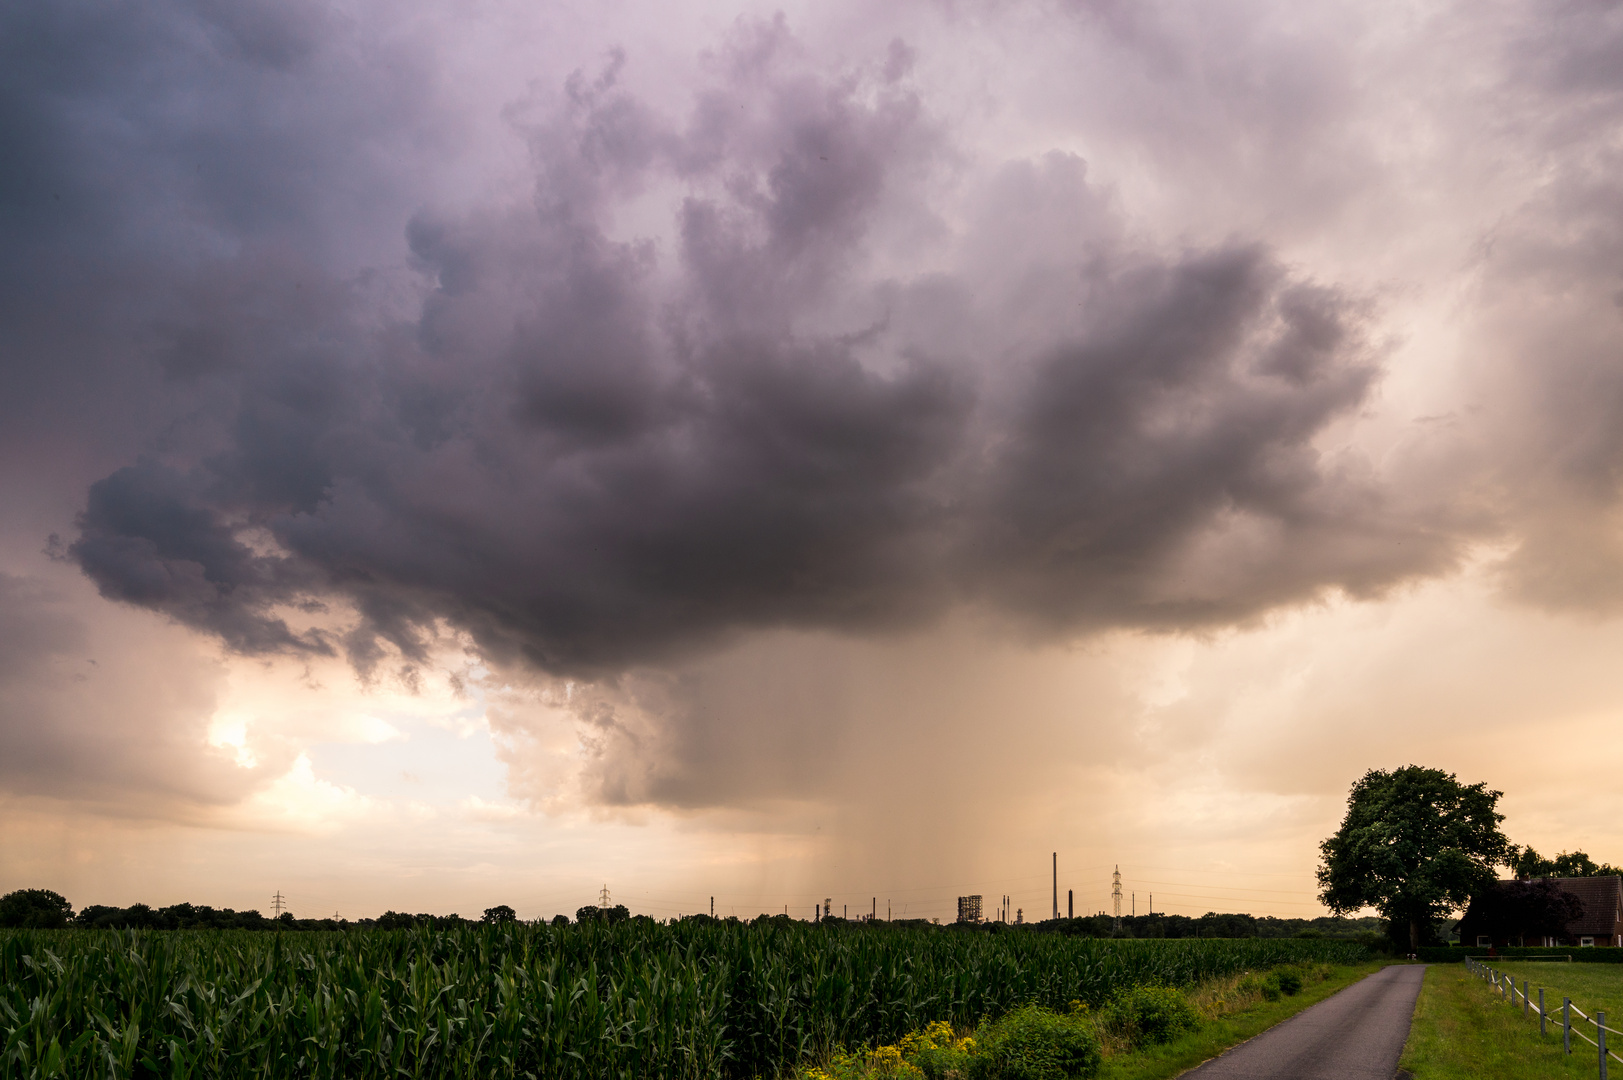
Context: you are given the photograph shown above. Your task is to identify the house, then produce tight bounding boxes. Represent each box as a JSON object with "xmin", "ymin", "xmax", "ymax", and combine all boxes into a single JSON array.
[{"xmin": 1456, "ymin": 876, "xmax": 1623, "ymax": 948}]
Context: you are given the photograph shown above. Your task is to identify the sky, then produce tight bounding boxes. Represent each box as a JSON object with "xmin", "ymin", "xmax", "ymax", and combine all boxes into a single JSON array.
[{"xmin": 4, "ymin": 0, "xmax": 1623, "ymax": 924}]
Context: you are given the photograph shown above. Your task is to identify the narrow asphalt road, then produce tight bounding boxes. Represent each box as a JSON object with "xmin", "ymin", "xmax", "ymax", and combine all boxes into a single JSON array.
[{"xmin": 1182, "ymin": 965, "xmax": 1426, "ymax": 1080}]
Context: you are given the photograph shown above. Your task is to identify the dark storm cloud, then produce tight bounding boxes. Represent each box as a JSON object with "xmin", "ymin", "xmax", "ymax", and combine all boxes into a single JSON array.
[
  {"xmin": 33, "ymin": 12, "xmax": 1457, "ymax": 679},
  {"xmin": 973, "ymin": 242, "xmax": 1437, "ymax": 627},
  {"xmin": 71, "ymin": 459, "xmax": 334, "ymax": 656}
]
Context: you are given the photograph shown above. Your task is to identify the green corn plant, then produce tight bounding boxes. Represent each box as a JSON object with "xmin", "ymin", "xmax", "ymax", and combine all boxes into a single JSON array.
[{"xmin": 1, "ymin": 918, "xmax": 1366, "ymax": 1079}]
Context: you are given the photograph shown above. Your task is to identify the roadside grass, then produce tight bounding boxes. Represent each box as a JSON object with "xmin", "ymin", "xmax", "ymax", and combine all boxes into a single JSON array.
[
  {"xmin": 1400, "ymin": 964, "xmax": 1607, "ymax": 1079},
  {"xmin": 1096, "ymin": 961, "xmax": 1386, "ymax": 1080},
  {"xmin": 792, "ymin": 961, "xmax": 1386, "ymax": 1080}
]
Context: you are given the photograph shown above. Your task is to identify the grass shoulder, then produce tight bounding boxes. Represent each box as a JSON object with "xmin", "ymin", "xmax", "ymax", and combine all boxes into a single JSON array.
[
  {"xmin": 792, "ymin": 960, "xmax": 1387, "ymax": 1080},
  {"xmin": 1098, "ymin": 960, "xmax": 1388, "ymax": 1080},
  {"xmin": 1400, "ymin": 963, "xmax": 1608, "ymax": 1079}
]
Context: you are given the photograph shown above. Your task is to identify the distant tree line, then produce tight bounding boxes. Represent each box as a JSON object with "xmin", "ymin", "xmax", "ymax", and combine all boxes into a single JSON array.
[
  {"xmin": 966, "ymin": 912, "xmax": 1386, "ymax": 940},
  {"xmin": 76, "ymin": 903, "xmax": 322, "ymax": 931},
  {"xmin": 0, "ymin": 887, "xmax": 1526, "ymax": 944},
  {"xmin": 0, "ymin": 890, "xmax": 538, "ymax": 931}
]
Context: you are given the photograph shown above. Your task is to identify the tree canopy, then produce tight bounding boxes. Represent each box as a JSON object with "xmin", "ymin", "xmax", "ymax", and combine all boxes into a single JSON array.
[
  {"xmin": 1462, "ymin": 878, "xmax": 1585, "ymax": 944},
  {"xmin": 1317, "ymin": 765, "xmax": 1512, "ymax": 950},
  {"xmin": 1511, "ymin": 847, "xmax": 1623, "ymax": 879},
  {"xmin": 0, "ymin": 888, "xmax": 73, "ymax": 929},
  {"xmin": 576, "ymin": 904, "xmax": 630, "ymax": 924}
]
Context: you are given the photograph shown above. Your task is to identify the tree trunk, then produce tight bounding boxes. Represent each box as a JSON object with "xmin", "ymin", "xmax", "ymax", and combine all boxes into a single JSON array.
[{"xmin": 1409, "ymin": 916, "xmax": 1421, "ymax": 952}]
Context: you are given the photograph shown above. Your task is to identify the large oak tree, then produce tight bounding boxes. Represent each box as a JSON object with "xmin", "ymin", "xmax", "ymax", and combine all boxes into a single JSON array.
[{"xmin": 1318, "ymin": 766, "xmax": 1512, "ymax": 950}]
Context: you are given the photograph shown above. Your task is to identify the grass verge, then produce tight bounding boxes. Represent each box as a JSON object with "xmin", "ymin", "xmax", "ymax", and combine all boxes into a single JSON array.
[
  {"xmin": 1097, "ymin": 961, "xmax": 1386, "ymax": 1080},
  {"xmin": 1400, "ymin": 963, "xmax": 1607, "ymax": 1079},
  {"xmin": 790, "ymin": 961, "xmax": 1388, "ymax": 1080}
]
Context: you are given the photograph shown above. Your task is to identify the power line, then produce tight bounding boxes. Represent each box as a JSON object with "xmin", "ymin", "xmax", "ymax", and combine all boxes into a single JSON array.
[{"xmin": 1131, "ymin": 877, "xmax": 1318, "ymax": 897}]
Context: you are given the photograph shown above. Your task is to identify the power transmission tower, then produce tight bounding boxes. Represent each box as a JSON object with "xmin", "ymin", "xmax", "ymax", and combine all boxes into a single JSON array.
[
  {"xmin": 599, "ymin": 884, "xmax": 611, "ymax": 908},
  {"xmin": 271, "ymin": 891, "xmax": 286, "ymax": 917},
  {"xmin": 1111, "ymin": 867, "xmax": 1122, "ymax": 932}
]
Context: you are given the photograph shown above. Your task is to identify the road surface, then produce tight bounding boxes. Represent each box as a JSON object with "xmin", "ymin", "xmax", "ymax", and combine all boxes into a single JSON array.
[{"xmin": 1182, "ymin": 964, "xmax": 1426, "ymax": 1079}]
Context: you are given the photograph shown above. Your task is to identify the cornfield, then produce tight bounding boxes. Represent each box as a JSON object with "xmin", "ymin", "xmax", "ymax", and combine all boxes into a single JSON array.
[{"xmin": 0, "ymin": 920, "xmax": 1366, "ymax": 1079}]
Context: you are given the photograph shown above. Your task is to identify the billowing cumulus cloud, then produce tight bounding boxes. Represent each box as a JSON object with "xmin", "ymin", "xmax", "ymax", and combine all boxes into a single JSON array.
[{"xmin": 45, "ymin": 15, "xmax": 1445, "ymax": 690}]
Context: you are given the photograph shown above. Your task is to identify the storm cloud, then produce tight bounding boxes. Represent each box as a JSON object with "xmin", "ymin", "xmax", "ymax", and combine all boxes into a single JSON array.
[{"xmin": 28, "ymin": 11, "xmax": 1449, "ymax": 684}]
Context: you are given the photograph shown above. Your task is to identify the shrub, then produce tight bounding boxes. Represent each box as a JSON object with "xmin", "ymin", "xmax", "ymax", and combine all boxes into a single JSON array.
[
  {"xmin": 1250, "ymin": 966, "xmax": 1305, "ymax": 1002},
  {"xmin": 971, "ymin": 1004, "xmax": 1102, "ymax": 1080},
  {"xmin": 900, "ymin": 1019, "xmax": 975, "ymax": 1079},
  {"xmin": 1099, "ymin": 986, "xmax": 1200, "ymax": 1048}
]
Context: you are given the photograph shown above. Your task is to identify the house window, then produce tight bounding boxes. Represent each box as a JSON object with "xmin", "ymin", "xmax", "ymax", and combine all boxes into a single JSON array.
[
  {"xmin": 1581, "ymin": 937, "xmax": 1595, "ymax": 947},
  {"xmin": 1476, "ymin": 935, "xmax": 1491, "ymax": 947}
]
